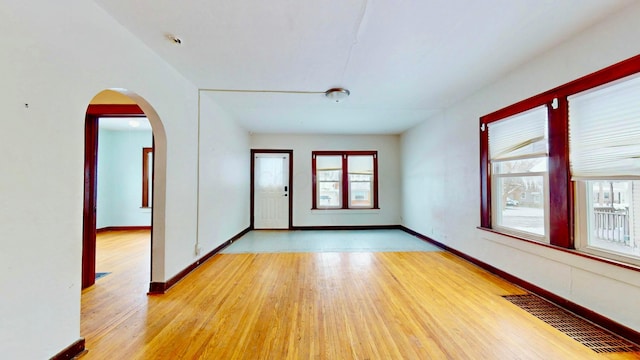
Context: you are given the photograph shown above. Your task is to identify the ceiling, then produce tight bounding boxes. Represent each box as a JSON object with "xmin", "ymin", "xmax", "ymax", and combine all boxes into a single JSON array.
[{"xmin": 94, "ymin": 0, "xmax": 633, "ymax": 135}]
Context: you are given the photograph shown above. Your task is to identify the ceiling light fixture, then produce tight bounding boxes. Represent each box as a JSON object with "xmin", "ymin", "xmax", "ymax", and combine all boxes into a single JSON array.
[
  {"xmin": 128, "ymin": 119, "xmax": 141, "ymax": 128},
  {"xmin": 325, "ymin": 88, "xmax": 350, "ymax": 103}
]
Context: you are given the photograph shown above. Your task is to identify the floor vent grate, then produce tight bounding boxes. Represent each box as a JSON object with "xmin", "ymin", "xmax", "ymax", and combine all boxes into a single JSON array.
[{"xmin": 502, "ymin": 294, "xmax": 640, "ymax": 353}]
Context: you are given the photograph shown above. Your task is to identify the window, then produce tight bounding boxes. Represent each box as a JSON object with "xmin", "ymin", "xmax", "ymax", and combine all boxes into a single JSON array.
[
  {"xmin": 316, "ymin": 155, "xmax": 342, "ymax": 208},
  {"xmin": 575, "ymin": 180, "xmax": 640, "ymax": 262},
  {"xmin": 480, "ymin": 54, "xmax": 640, "ymax": 266},
  {"xmin": 312, "ymin": 151, "xmax": 378, "ymax": 209},
  {"xmin": 569, "ymin": 73, "xmax": 640, "ymax": 264},
  {"xmin": 488, "ymin": 106, "xmax": 549, "ymax": 242},
  {"xmin": 142, "ymin": 147, "xmax": 152, "ymax": 208}
]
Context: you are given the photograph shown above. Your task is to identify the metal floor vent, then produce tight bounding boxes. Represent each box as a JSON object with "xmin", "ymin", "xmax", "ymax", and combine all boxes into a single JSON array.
[{"xmin": 502, "ymin": 294, "xmax": 640, "ymax": 354}]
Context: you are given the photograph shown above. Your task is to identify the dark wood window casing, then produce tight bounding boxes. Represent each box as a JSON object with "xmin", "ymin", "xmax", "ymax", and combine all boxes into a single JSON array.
[
  {"xmin": 142, "ymin": 147, "xmax": 153, "ymax": 208},
  {"xmin": 312, "ymin": 150, "xmax": 379, "ymax": 210},
  {"xmin": 480, "ymin": 54, "xmax": 640, "ymax": 250}
]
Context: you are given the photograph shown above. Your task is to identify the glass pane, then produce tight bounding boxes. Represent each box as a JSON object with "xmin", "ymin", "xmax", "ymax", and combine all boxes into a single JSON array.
[
  {"xmin": 347, "ymin": 155, "xmax": 374, "ymax": 208},
  {"xmin": 494, "ymin": 175, "xmax": 545, "ymax": 236},
  {"xmin": 256, "ymin": 157, "xmax": 284, "ymax": 189},
  {"xmin": 318, "ymin": 169, "xmax": 340, "ymax": 181},
  {"xmin": 316, "ymin": 156, "xmax": 342, "ymax": 208},
  {"xmin": 493, "ymin": 157, "xmax": 547, "ymax": 175},
  {"xmin": 586, "ymin": 180, "xmax": 640, "ymax": 258},
  {"xmin": 318, "ymin": 178, "xmax": 340, "ymax": 207},
  {"xmin": 349, "ymin": 180, "xmax": 371, "ymax": 207}
]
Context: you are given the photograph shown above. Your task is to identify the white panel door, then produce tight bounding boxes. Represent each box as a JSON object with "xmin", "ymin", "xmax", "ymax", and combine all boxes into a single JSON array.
[{"xmin": 254, "ymin": 153, "xmax": 289, "ymax": 229}]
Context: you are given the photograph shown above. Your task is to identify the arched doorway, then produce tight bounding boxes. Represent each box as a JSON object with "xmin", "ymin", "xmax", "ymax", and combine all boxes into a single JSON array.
[{"xmin": 82, "ymin": 89, "xmax": 166, "ymax": 290}]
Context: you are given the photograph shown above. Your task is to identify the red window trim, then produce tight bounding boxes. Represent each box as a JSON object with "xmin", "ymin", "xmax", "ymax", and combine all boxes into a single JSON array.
[
  {"xmin": 480, "ymin": 54, "xmax": 640, "ymax": 249},
  {"xmin": 142, "ymin": 147, "xmax": 153, "ymax": 208},
  {"xmin": 312, "ymin": 150, "xmax": 379, "ymax": 210},
  {"xmin": 86, "ymin": 104, "xmax": 144, "ymax": 116}
]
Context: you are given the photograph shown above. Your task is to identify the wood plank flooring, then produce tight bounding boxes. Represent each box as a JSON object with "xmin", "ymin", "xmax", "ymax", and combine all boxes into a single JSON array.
[{"xmin": 81, "ymin": 230, "xmax": 640, "ymax": 359}]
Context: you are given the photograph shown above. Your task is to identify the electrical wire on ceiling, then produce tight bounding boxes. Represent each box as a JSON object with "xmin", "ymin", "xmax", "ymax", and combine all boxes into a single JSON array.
[
  {"xmin": 199, "ymin": 88, "xmax": 351, "ymax": 103},
  {"xmin": 199, "ymin": 89, "xmax": 325, "ymax": 94}
]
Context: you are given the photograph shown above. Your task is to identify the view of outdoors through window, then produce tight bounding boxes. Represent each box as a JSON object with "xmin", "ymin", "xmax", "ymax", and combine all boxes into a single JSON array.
[
  {"xmin": 348, "ymin": 155, "xmax": 373, "ymax": 208},
  {"xmin": 487, "ymin": 105, "xmax": 548, "ymax": 241},
  {"xmin": 482, "ymin": 56, "xmax": 640, "ymax": 265},
  {"xmin": 315, "ymin": 153, "xmax": 376, "ymax": 209},
  {"xmin": 317, "ymin": 155, "xmax": 342, "ymax": 207},
  {"xmin": 494, "ymin": 158, "xmax": 546, "ymax": 236},
  {"xmin": 568, "ymin": 72, "xmax": 640, "ymax": 261},
  {"xmin": 349, "ymin": 174, "xmax": 372, "ymax": 207},
  {"xmin": 586, "ymin": 180, "xmax": 640, "ymax": 258}
]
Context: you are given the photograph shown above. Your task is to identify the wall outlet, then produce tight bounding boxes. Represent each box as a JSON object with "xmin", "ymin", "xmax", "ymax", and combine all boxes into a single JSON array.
[{"xmin": 195, "ymin": 246, "xmax": 202, "ymax": 256}]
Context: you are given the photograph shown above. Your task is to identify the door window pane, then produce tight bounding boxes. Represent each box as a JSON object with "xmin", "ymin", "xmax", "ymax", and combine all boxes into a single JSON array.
[{"xmin": 257, "ymin": 157, "xmax": 285, "ymax": 189}]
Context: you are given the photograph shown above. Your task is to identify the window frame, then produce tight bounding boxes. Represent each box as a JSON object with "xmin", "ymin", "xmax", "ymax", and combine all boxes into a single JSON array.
[
  {"xmin": 480, "ymin": 54, "xmax": 640, "ymax": 258},
  {"xmin": 142, "ymin": 147, "xmax": 153, "ymax": 208},
  {"xmin": 312, "ymin": 150, "xmax": 379, "ymax": 210},
  {"xmin": 574, "ymin": 180, "xmax": 640, "ymax": 267},
  {"xmin": 487, "ymin": 106, "xmax": 551, "ymax": 242},
  {"xmin": 491, "ymin": 164, "xmax": 550, "ymax": 243}
]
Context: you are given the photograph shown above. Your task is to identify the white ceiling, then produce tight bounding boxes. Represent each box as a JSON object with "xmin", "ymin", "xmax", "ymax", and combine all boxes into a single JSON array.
[{"xmin": 94, "ymin": 0, "xmax": 633, "ymax": 134}]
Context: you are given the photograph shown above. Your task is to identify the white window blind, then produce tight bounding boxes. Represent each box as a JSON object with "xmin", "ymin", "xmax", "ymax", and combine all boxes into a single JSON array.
[
  {"xmin": 569, "ymin": 73, "xmax": 640, "ymax": 180},
  {"xmin": 316, "ymin": 155, "xmax": 342, "ymax": 170},
  {"xmin": 347, "ymin": 155, "xmax": 373, "ymax": 174},
  {"xmin": 488, "ymin": 105, "xmax": 548, "ymax": 161}
]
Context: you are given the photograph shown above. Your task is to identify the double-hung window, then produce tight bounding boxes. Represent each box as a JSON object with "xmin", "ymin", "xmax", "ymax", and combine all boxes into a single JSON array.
[
  {"xmin": 570, "ymin": 73, "xmax": 640, "ymax": 263},
  {"xmin": 480, "ymin": 54, "xmax": 640, "ymax": 267},
  {"xmin": 312, "ymin": 151, "xmax": 378, "ymax": 209},
  {"xmin": 488, "ymin": 106, "xmax": 549, "ymax": 242}
]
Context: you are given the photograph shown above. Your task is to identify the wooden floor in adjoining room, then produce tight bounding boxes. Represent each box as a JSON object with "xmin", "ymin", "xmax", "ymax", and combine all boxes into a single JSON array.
[{"xmin": 81, "ymin": 230, "xmax": 640, "ymax": 359}]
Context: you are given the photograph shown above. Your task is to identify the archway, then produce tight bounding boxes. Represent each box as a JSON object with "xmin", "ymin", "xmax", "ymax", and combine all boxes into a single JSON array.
[{"xmin": 82, "ymin": 89, "xmax": 167, "ymax": 289}]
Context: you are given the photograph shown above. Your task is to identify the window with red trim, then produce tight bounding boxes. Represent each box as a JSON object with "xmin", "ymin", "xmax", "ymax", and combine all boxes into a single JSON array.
[
  {"xmin": 485, "ymin": 106, "xmax": 550, "ymax": 242},
  {"xmin": 480, "ymin": 54, "xmax": 640, "ymax": 266},
  {"xmin": 312, "ymin": 151, "xmax": 379, "ymax": 210}
]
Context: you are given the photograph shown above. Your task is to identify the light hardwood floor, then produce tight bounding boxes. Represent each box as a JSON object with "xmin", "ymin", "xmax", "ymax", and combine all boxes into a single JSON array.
[{"xmin": 81, "ymin": 230, "xmax": 640, "ymax": 359}]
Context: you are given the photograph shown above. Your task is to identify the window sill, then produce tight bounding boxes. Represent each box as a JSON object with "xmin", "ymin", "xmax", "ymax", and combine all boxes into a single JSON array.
[
  {"xmin": 312, "ymin": 208, "xmax": 380, "ymax": 214},
  {"xmin": 477, "ymin": 226, "xmax": 640, "ymax": 273},
  {"xmin": 578, "ymin": 245, "xmax": 640, "ymax": 268}
]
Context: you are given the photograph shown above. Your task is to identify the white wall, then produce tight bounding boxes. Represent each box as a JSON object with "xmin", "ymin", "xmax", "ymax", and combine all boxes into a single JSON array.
[
  {"xmin": 251, "ymin": 134, "xmax": 401, "ymax": 226},
  {"xmin": 197, "ymin": 94, "xmax": 251, "ymax": 253},
  {"xmin": 97, "ymin": 128, "xmax": 152, "ymax": 228},
  {"xmin": 401, "ymin": 3, "xmax": 640, "ymax": 332},
  {"xmin": 0, "ymin": 0, "xmax": 246, "ymax": 358}
]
